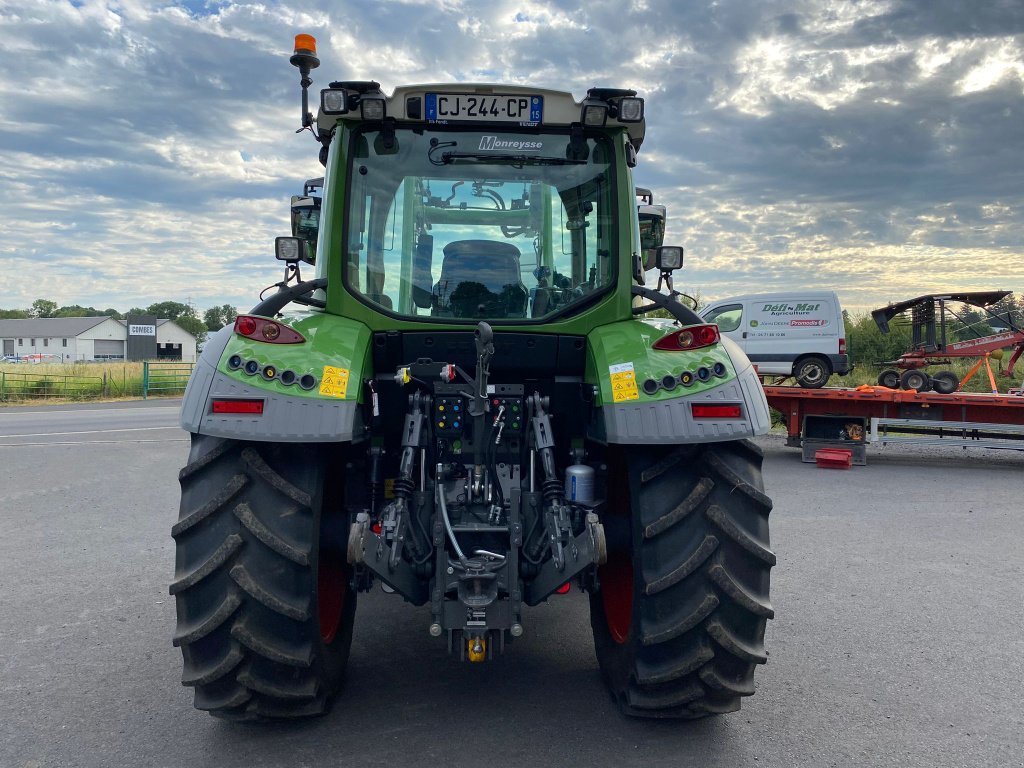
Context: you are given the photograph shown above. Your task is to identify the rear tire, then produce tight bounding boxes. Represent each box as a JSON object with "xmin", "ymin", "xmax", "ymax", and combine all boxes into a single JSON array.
[
  {"xmin": 931, "ymin": 371, "xmax": 959, "ymax": 394},
  {"xmin": 877, "ymin": 369, "xmax": 900, "ymax": 388},
  {"xmin": 794, "ymin": 356, "xmax": 830, "ymax": 388},
  {"xmin": 590, "ymin": 440, "xmax": 774, "ymax": 719},
  {"xmin": 900, "ymin": 369, "xmax": 931, "ymax": 392},
  {"xmin": 171, "ymin": 435, "xmax": 356, "ymax": 720}
]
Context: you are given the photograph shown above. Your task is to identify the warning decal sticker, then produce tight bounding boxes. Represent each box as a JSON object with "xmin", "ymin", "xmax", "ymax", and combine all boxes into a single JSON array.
[
  {"xmin": 319, "ymin": 366, "xmax": 350, "ymax": 398},
  {"xmin": 609, "ymin": 362, "xmax": 639, "ymax": 403}
]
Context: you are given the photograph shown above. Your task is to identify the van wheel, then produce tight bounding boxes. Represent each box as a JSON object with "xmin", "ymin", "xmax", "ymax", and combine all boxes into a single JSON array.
[{"xmin": 794, "ymin": 356, "xmax": 830, "ymax": 388}]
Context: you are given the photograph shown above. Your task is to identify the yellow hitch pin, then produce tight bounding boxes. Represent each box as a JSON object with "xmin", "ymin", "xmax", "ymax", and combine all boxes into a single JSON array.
[
  {"xmin": 467, "ymin": 637, "xmax": 486, "ymax": 663},
  {"xmin": 395, "ymin": 367, "xmax": 411, "ymax": 385}
]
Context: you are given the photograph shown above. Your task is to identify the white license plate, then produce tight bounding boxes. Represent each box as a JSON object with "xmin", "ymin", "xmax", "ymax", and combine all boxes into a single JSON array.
[{"xmin": 425, "ymin": 93, "xmax": 543, "ymax": 123}]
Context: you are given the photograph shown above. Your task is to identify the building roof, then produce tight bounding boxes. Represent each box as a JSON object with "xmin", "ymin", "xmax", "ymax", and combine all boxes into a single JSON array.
[{"xmin": 0, "ymin": 316, "xmax": 113, "ymax": 337}]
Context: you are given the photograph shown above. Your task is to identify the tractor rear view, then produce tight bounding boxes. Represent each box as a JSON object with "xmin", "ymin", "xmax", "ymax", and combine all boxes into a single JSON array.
[{"xmin": 171, "ymin": 35, "xmax": 775, "ymax": 721}]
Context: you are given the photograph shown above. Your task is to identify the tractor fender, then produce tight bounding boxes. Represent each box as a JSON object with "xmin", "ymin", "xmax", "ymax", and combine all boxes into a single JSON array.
[{"xmin": 179, "ymin": 325, "xmax": 364, "ymax": 442}]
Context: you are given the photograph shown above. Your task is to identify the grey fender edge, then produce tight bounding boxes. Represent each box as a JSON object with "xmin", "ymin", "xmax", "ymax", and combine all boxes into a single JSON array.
[
  {"xmin": 592, "ymin": 338, "xmax": 771, "ymax": 444},
  {"xmin": 179, "ymin": 327, "xmax": 361, "ymax": 442}
]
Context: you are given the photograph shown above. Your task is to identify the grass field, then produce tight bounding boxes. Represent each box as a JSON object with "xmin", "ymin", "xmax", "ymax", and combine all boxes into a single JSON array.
[{"xmin": 0, "ymin": 361, "xmax": 190, "ymax": 402}]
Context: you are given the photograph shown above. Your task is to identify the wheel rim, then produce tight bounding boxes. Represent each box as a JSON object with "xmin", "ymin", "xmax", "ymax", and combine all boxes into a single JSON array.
[
  {"xmin": 317, "ymin": 557, "xmax": 346, "ymax": 644},
  {"xmin": 600, "ymin": 552, "xmax": 634, "ymax": 645},
  {"xmin": 800, "ymin": 363, "xmax": 824, "ymax": 385}
]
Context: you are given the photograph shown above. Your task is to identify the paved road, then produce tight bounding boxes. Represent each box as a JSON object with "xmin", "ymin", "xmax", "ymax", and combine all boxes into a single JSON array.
[
  {"xmin": 0, "ymin": 399, "xmax": 184, "ymax": 447},
  {"xmin": 1, "ymin": 403, "xmax": 1022, "ymax": 767}
]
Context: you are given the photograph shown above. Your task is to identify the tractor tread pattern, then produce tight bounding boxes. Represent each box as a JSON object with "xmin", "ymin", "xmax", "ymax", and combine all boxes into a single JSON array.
[
  {"xmin": 180, "ymin": 642, "xmax": 245, "ymax": 687},
  {"xmin": 169, "ymin": 533, "xmax": 243, "ymax": 595},
  {"xmin": 641, "ymin": 591, "xmax": 719, "ymax": 646},
  {"xmin": 171, "ymin": 475, "xmax": 248, "ymax": 538},
  {"xmin": 643, "ymin": 478, "xmax": 713, "ymax": 539},
  {"xmin": 643, "ymin": 535, "xmax": 719, "ymax": 595},
  {"xmin": 172, "ymin": 590, "xmax": 242, "ymax": 646},
  {"xmin": 240, "ymin": 448, "xmax": 311, "ymax": 506},
  {"xmin": 172, "ymin": 437, "xmax": 351, "ymax": 721},
  {"xmin": 233, "ymin": 501, "xmax": 311, "ymax": 565},
  {"xmin": 230, "ymin": 563, "xmax": 312, "ymax": 621},
  {"xmin": 594, "ymin": 441, "xmax": 774, "ymax": 719}
]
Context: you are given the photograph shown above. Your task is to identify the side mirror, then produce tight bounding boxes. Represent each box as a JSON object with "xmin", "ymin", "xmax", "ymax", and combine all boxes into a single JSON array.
[
  {"xmin": 290, "ymin": 194, "xmax": 320, "ymax": 264},
  {"xmin": 276, "ymin": 236, "xmax": 307, "ymax": 263},
  {"xmin": 638, "ymin": 204, "xmax": 667, "ymax": 269}
]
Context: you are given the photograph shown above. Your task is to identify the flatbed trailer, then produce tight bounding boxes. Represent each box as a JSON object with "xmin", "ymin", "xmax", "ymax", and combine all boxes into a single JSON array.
[{"xmin": 764, "ymin": 386, "xmax": 1024, "ymax": 455}]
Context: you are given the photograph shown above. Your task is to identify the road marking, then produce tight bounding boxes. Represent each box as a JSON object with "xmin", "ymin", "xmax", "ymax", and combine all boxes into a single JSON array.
[
  {"xmin": 0, "ymin": 426, "xmax": 182, "ymax": 438},
  {"xmin": 0, "ymin": 406, "xmax": 181, "ymax": 416},
  {"xmin": 0, "ymin": 438, "xmax": 190, "ymax": 447}
]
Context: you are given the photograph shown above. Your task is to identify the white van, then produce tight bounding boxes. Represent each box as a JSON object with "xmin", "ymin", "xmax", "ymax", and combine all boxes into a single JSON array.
[{"xmin": 700, "ymin": 291, "xmax": 850, "ymax": 388}]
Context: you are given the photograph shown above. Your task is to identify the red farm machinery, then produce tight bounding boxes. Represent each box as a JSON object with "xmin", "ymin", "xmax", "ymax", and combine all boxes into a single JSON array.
[{"xmin": 871, "ymin": 291, "xmax": 1024, "ymax": 393}]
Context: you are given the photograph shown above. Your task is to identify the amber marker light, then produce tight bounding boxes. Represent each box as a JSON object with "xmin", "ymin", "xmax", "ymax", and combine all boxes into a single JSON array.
[{"xmin": 293, "ymin": 34, "xmax": 317, "ymax": 56}]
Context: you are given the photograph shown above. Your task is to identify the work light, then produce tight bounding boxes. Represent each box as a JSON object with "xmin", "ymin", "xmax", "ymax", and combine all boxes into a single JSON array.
[
  {"xmin": 360, "ymin": 94, "xmax": 386, "ymax": 120},
  {"xmin": 321, "ymin": 88, "xmax": 348, "ymax": 114},
  {"xmin": 580, "ymin": 98, "xmax": 608, "ymax": 126},
  {"xmin": 617, "ymin": 97, "xmax": 644, "ymax": 122}
]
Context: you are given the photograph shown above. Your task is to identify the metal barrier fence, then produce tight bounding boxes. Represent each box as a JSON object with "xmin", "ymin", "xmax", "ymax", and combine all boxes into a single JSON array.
[
  {"xmin": 0, "ymin": 371, "xmax": 104, "ymax": 399},
  {"xmin": 143, "ymin": 361, "xmax": 194, "ymax": 399}
]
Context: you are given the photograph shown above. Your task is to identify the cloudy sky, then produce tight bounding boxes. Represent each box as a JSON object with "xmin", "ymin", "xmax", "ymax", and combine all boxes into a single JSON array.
[{"xmin": 0, "ymin": 0, "xmax": 1022, "ymax": 316}]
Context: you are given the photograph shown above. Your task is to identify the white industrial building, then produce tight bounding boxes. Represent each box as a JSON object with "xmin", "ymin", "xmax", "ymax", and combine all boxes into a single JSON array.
[{"xmin": 0, "ymin": 317, "xmax": 197, "ymax": 362}]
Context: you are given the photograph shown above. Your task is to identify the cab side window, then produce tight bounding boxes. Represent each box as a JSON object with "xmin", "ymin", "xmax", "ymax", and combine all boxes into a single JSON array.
[{"xmin": 704, "ymin": 303, "xmax": 742, "ymax": 332}]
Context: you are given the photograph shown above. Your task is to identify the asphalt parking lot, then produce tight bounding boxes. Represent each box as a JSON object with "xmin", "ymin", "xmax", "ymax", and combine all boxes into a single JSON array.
[{"xmin": 1, "ymin": 401, "xmax": 1022, "ymax": 768}]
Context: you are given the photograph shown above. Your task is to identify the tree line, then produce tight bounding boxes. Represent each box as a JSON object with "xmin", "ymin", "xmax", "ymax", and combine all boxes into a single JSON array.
[{"xmin": 0, "ymin": 299, "xmax": 239, "ymax": 345}]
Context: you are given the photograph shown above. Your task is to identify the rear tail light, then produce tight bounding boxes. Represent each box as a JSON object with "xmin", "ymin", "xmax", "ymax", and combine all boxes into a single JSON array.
[
  {"xmin": 839, "ymin": 337, "xmax": 846, "ymax": 355},
  {"xmin": 212, "ymin": 399, "xmax": 265, "ymax": 414},
  {"xmin": 653, "ymin": 323, "xmax": 720, "ymax": 351},
  {"xmin": 691, "ymin": 404, "xmax": 743, "ymax": 419},
  {"xmin": 234, "ymin": 315, "xmax": 305, "ymax": 344}
]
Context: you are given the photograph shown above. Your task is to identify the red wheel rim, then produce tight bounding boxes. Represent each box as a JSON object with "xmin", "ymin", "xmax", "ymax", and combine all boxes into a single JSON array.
[
  {"xmin": 317, "ymin": 558, "xmax": 346, "ymax": 643},
  {"xmin": 600, "ymin": 551, "xmax": 633, "ymax": 644}
]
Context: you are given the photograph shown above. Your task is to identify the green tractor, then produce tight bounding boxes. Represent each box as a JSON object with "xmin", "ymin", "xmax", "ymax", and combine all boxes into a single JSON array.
[{"xmin": 171, "ymin": 34, "xmax": 775, "ymax": 721}]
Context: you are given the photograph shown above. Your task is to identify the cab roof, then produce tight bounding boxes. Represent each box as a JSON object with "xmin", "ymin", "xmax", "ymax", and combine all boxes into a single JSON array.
[{"xmin": 316, "ymin": 82, "xmax": 646, "ymax": 149}]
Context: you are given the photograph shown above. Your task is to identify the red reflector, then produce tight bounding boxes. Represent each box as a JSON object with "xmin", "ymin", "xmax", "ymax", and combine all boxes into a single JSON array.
[
  {"xmin": 653, "ymin": 323, "xmax": 720, "ymax": 351},
  {"xmin": 692, "ymin": 404, "xmax": 743, "ymax": 419},
  {"xmin": 371, "ymin": 522, "xmax": 382, "ymax": 535},
  {"xmin": 234, "ymin": 315, "xmax": 306, "ymax": 344},
  {"xmin": 211, "ymin": 399, "xmax": 264, "ymax": 414},
  {"xmin": 235, "ymin": 316, "xmax": 257, "ymax": 336},
  {"xmin": 556, "ymin": 582, "xmax": 571, "ymax": 594}
]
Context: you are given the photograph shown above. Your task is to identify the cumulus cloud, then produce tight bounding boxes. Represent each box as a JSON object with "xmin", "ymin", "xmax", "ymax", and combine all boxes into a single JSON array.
[{"xmin": 0, "ymin": 0, "xmax": 1021, "ymax": 315}]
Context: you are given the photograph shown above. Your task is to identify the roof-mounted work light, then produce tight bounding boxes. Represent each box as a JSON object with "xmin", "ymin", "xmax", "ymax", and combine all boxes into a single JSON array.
[
  {"xmin": 617, "ymin": 97, "xmax": 644, "ymax": 122},
  {"xmin": 580, "ymin": 98, "xmax": 608, "ymax": 127},
  {"xmin": 320, "ymin": 88, "xmax": 348, "ymax": 114},
  {"xmin": 360, "ymin": 94, "xmax": 386, "ymax": 120}
]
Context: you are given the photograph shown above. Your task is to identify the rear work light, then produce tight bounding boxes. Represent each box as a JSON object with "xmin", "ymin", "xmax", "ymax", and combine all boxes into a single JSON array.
[
  {"xmin": 234, "ymin": 315, "xmax": 305, "ymax": 344},
  {"xmin": 653, "ymin": 323, "xmax": 720, "ymax": 351},
  {"xmin": 691, "ymin": 404, "xmax": 743, "ymax": 419},
  {"xmin": 212, "ymin": 399, "xmax": 265, "ymax": 415}
]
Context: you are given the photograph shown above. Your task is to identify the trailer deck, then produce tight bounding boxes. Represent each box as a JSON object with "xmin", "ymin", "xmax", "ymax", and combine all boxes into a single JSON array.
[{"xmin": 764, "ymin": 385, "xmax": 1024, "ymax": 452}]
